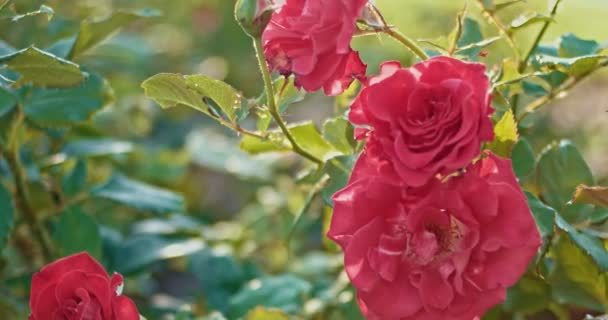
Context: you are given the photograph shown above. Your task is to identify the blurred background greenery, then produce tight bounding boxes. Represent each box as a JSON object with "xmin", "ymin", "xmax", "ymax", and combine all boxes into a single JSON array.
[{"xmin": 1, "ymin": 0, "xmax": 607, "ymax": 319}]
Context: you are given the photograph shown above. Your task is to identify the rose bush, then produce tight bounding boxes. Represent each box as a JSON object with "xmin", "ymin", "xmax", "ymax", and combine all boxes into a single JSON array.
[
  {"xmin": 328, "ymin": 152, "xmax": 541, "ymax": 320},
  {"xmin": 262, "ymin": 0, "xmax": 368, "ymax": 95},
  {"xmin": 349, "ymin": 57, "xmax": 495, "ymax": 187},
  {"xmin": 29, "ymin": 252, "xmax": 139, "ymax": 320}
]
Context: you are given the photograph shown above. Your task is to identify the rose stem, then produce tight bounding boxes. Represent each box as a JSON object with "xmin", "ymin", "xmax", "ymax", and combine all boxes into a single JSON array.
[
  {"xmin": 2, "ymin": 145, "xmax": 54, "ymax": 262},
  {"xmin": 252, "ymin": 37, "xmax": 323, "ymax": 165},
  {"xmin": 383, "ymin": 28, "xmax": 429, "ymax": 60}
]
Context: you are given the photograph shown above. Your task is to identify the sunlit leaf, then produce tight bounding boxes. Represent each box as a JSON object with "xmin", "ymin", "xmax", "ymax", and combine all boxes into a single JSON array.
[
  {"xmin": 486, "ymin": 109, "xmax": 518, "ymax": 157},
  {"xmin": 554, "ymin": 213, "xmax": 608, "ymax": 271},
  {"xmin": 63, "ymin": 139, "xmax": 134, "ymax": 158},
  {"xmin": 322, "ymin": 117, "xmax": 355, "ymax": 155},
  {"xmin": 549, "ymin": 236, "xmax": 608, "ymax": 310},
  {"xmin": 246, "ymin": 307, "xmax": 290, "ymax": 320},
  {"xmin": 510, "ymin": 12, "xmax": 553, "ymax": 31},
  {"xmin": 289, "ymin": 121, "xmax": 342, "ymax": 161},
  {"xmin": 572, "ymin": 185, "xmax": 608, "ymax": 208},
  {"xmin": 10, "ymin": 4, "xmax": 53, "ymax": 22},
  {"xmin": 142, "ymin": 73, "xmax": 243, "ymax": 122},
  {"xmin": 0, "ymin": 47, "xmax": 84, "ymax": 88}
]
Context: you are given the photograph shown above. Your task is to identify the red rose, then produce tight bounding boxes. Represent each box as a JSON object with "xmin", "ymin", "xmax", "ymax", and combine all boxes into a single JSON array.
[
  {"xmin": 327, "ymin": 152, "xmax": 541, "ymax": 320},
  {"xmin": 262, "ymin": 0, "xmax": 368, "ymax": 95},
  {"xmin": 350, "ymin": 57, "xmax": 495, "ymax": 187},
  {"xmin": 29, "ymin": 252, "xmax": 139, "ymax": 320}
]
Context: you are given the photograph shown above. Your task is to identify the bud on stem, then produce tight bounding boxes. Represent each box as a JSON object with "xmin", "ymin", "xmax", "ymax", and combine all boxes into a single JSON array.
[{"xmin": 235, "ymin": 0, "xmax": 274, "ymax": 38}]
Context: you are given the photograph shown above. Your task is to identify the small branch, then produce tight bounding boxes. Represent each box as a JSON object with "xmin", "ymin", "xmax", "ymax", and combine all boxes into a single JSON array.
[
  {"xmin": 519, "ymin": 0, "xmax": 563, "ymax": 73},
  {"xmin": 382, "ymin": 27, "xmax": 429, "ymax": 60},
  {"xmin": 517, "ymin": 69, "xmax": 600, "ymax": 121},
  {"xmin": 2, "ymin": 147, "xmax": 54, "ymax": 262},
  {"xmin": 476, "ymin": 0, "xmax": 521, "ymax": 62},
  {"xmin": 252, "ymin": 38, "xmax": 323, "ymax": 165},
  {"xmin": 212, "ymin": 114, "xmax": 267, "ymax": 139}
]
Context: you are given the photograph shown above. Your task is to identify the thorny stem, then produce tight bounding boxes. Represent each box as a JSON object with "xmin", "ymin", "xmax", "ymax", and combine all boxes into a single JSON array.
[
  {"xmin": 252, "ymin": 37, "xmax": 323, "ymax": 165},
  {"xmin": 519, "ymin": 0, "xmax": 563, "ymax": 73},
  {"xmin": 517, "ymin": 64, "xmax": 606, "ymax": 121},
  {"xmin": 476, "ymin": 0, "xmax": 521, "ymax": 62},
  {"xmin": 382, "ymin": 27, "xmax": 429, "ymax": 60}
]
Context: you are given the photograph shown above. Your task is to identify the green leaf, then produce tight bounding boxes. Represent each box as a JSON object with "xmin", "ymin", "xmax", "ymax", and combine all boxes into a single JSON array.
[
  {"xmin": 188, "ymin": 249, "xmax": 245, "ymax": 313},
  {"xmin": 240, "ymin": 132, "xmax": 290, "ymax": 155},
  {"xmin": 69, "ymin": 9, "xmax": 161, "ymax": 59},
  {"xmin": 486, "ymin": 109, "xmax": 518, "ymax": 157},
  {"xmin": 322, "ymin": 117, "xmax": 355, "ymax": 155},
  {"xmin": 504, "ymin": 274, "xmax": 551, "ymax": 314},
  {"xmin": 0, "ymin": 47, "xmax": 84, "ymax": 88},
  {"xmin": 511, "ymin": 138, "xmax": 535, "ymax": 177},
  {"xmin": 510, "ymin": 12, "xmax": 553, "ymax": 31},
  {"xmin": 525, "ymin": 192, "xmax": 555, "ymax": 239},
  {"xmin": 187, "ymin": 129, "xmax": 274, "ymax": 181},
  {"xmin": 0, "ymin": 85, "xmax": 17, "ymax": 117},
  {"xmin": 229, "ymin": 275, "xmax": 312, "ymax": 318},
  {"xmin": 537, "ymin": 140, "xmax": 595, "ymax": 223},
  {"xmin": 549, "ymin": 236, "xmax": 608, "ymax": 310},
  {"xmin": 142, "ymin": 73, "xmax": 243, "ymax": 122},
  {"xmin": 455, "ymin": 17, "xmax": 484, "ymax": 60},
  {"xmin": 110, "ymin": 235, "xmax": 204, "ymax": 274},
  {"xmin": 92, "ymin": 174, "xmax": 184, "ymax": 215},
  {"xmin": 536, "ymin": 54, "xmax": 608, "ymax": 78},
  {"xmin": 495, "ymin": 0, "xmax": 526, "ymax": 11},
  {"xmin": 62, "ymin": 160, "xmax": 87, "ymax": 197},
  {"xmin": 184, "ymin": 75, "xmax": 242, "ymax": 122},
  {"xmin": 246, "ymin": 307, "xmax": 290, "ymax": 320},
  {"xmin": 10, "ymin": 4, "xmax": 54, "ymax": 22},
  {"xmin": 23, "ymin": 72, "xmax": 113, "ymax": 128},
  {"xmin": 559, "ymin": 33, "xmax": 601, "ymax": 58},
  {"xmin": 0, "ymin": 182, "xmax": 15, "ymax": 251},
  {"xmin": 555, "ymin": 213, "xmax": 608, "ymax": 271},
  {"xmin": 289, "ymin": 121, "xmax": 342, "ymax": 161},
  {"xmin": 63, "ymin": 139, "xmax": 134, "ymax": 158},
  {"xmin": 454, "ymin": 37, "xmax": 501, "ymax": 56},
  {"xmin": 321, "ymin": 155, "xmax": 357, "ymax": 207},
  {"xmin": 52, "ymin": 207, "xmax": 102, "ymax": 259},
  {"xmin": 572, "ymin": 185, "xmax": 608, "ymax": 208}
]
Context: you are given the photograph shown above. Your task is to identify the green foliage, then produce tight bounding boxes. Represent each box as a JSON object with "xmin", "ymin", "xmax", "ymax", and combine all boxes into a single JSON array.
[
  {"xmin": 487, "ymin": 109, "xmax": 518, "ymax": 157},
  {"xmin": 142, "ymin": 73, "xmax": 243, "ymax": 122},
  {"xmin": 91, "ymin": 174, "xmax": 185, "ymax": 215},
  {"xmin": 537, "ymin": 140, "xmax": 595, "ymax": 223},
  {"xmin": 23, "ymin": 72, "xmax": 113, "ymax": 127},
  {"xmin": 1, "ymin": 0, "xmax": 608, "ymax": 319},
  {"xmin": 0, "ymin": 183, "xmax": 15, "ymax": 251},
  {"xmin": 69, "ymin": 9, "xmax": 161, "ymax": 59},
  {"xmin": 53, "ymin": 207, "xmax": 102, "ymax": 260},
  {"xmin": 229, "ymin": 275, "xmax": 312, "ymax": 318},
  {"xmin": 0, "ymin": 47, "xmax": 84, "ymax": 88}
]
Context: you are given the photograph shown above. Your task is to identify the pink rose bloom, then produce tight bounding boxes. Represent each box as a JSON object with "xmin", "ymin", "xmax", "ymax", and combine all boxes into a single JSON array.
[
  {"xmin": 350, "ymin": 57, "xmax": 494, "ymax": 187},
  {"xmin": 262, "ymin": 0, "xmax": 368, "ymax": 95},
  {"xmin": 328, "ymin": 152, "xmax": 541, "ymax": 320}
]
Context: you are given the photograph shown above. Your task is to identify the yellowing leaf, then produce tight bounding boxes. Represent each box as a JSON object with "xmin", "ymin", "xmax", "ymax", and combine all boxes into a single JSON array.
[
  {"xmin": 246, "ymin": 307, "xmax": 290, "ymax": 320},
  {"xmin": 572, "ymin": 185, "xmax": 608, "ymax": 208},
  {"xmin": 487, "ymin": 110, "xmax": 518, "ymax": 157}
]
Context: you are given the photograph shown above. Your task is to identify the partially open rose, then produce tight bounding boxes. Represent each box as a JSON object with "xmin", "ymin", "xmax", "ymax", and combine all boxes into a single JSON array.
[
  {"xmin": 262, "ymin": 0, "xmax": 368, "ymax": 95},
  {"xmin": 29, "ymin": 252, "xmax": 139, "ymax": 320},
  {"xmin": 350, "ymin": 57, "xmax": 494, "ymax": 187},
  {"xmin": 328, "ymin": 152, "xmax": 541, "ymax": 319}
]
